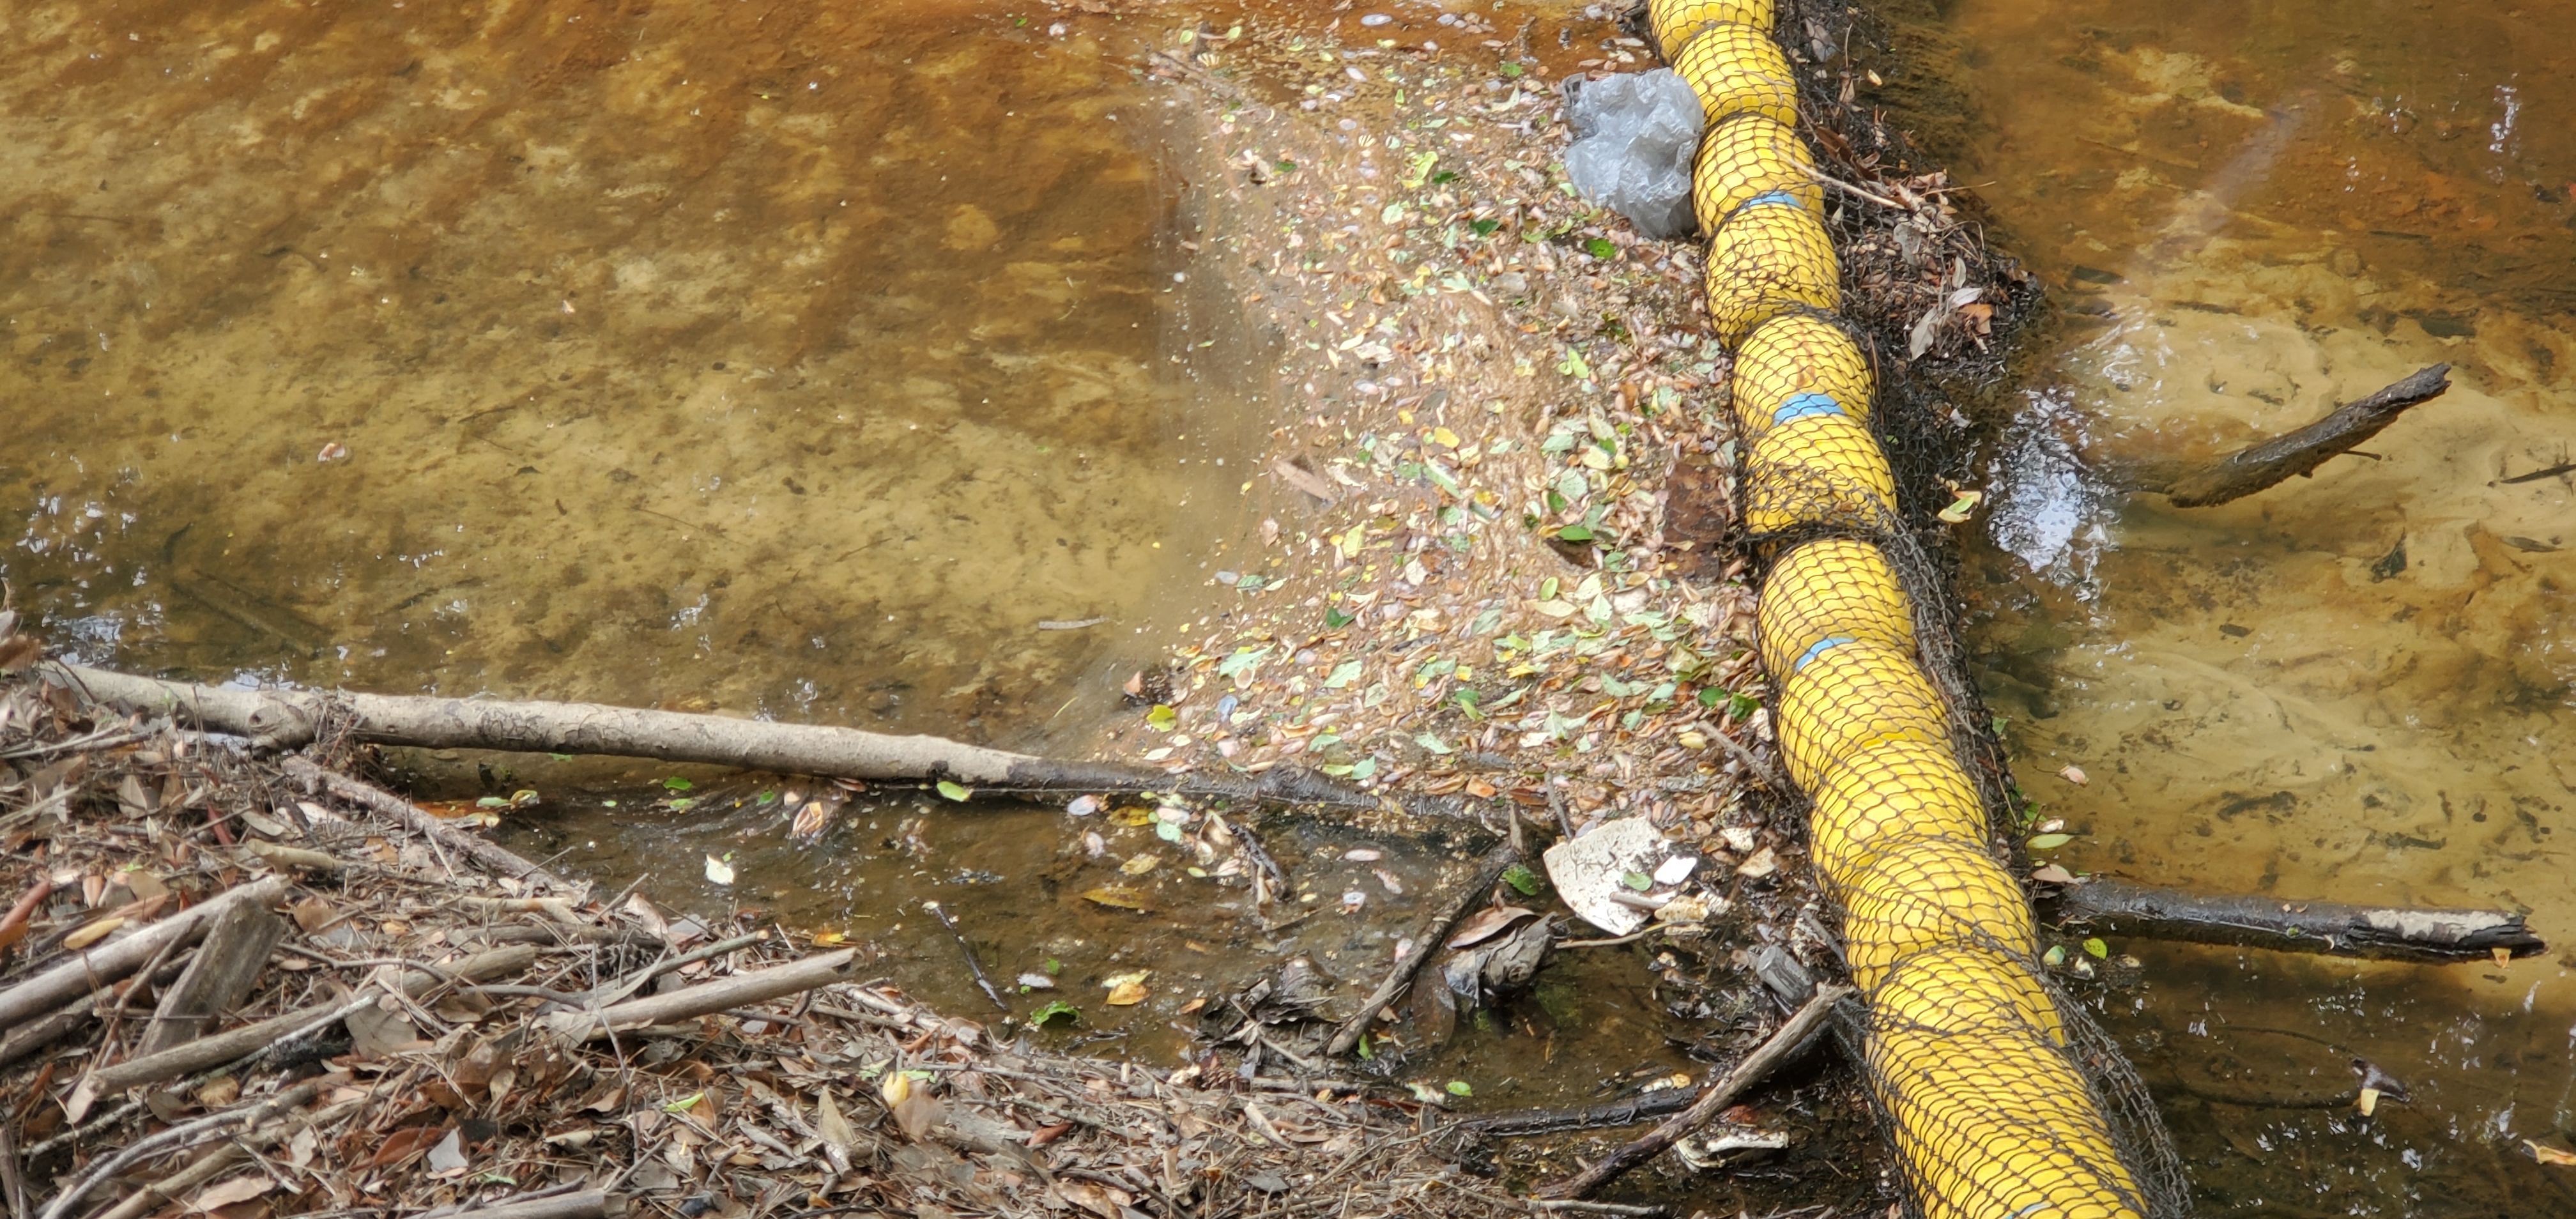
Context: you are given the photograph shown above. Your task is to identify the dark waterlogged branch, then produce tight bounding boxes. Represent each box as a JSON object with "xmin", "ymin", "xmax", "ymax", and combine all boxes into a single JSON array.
[
  {"xmin": 1532, "ymin": 985, "xmax": 1850, "ymax": 1200},
  {"xmin": 2124, "ymin": 365, "xmax": 2451, "ymax": 508},
  {"xmin": 2051, "ymin": 878, "xmax": 2545, "ymax": 963},
  {"xmin": 47, "ymin": 663, "xmax": 1468, "ymax": 820}
]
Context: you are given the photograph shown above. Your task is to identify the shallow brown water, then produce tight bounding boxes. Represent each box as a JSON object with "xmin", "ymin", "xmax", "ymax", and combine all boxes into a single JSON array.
[
  {"xmin": 1945, "ymin": 0, "xmax": 2576, "ymax": 1212},
  {"xmin": 0, "ymin": 0, "xmax": 1261, "ymax": 745}
]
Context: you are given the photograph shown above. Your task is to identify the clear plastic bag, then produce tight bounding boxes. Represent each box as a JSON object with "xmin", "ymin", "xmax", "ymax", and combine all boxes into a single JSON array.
[{"xmin": 1562, "ymin": 68, "xmax": 1706, "ymax": 239}]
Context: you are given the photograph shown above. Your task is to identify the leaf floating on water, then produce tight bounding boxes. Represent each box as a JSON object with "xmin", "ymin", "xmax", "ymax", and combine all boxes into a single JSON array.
[
  {"xmin": 1146, "ymin": 704, "xmax": 1178, "ymax": 731},
  {"xmin": 1105, "ymin": 980, "xmax": 1148, "ymax": 1006},
  {"xmin": 2029, "ymin": 863, "xmax": 2078, "ymax": 885},
  {"xmin": 703, "ymin": 855, "xmax": 735, "ymax": 885},
  {"xmin": 1065, "ymin": 795, "xmax": 1101, "ymax": 818},
  {"xmin": 2082, "ymin": 937, "xmax": 2110, "ymax": 960},
  {"xmin": 2057, "ymin": 764, "xmax": 2088, "ymax": 785},
  {"xmin": 1120, "ymin": 854, "xmax": 1160, "ymax": 876},
  {"xmin": 1081, "ymin": 886, "xmax": 1150, "ymax": 910},
  {"xmin": 1445, "ymin": 1080, "xmax": 1473, "ymax": 1097},
  {"xmin": 1031, "ymin": 999, "xmax": 1081, "ymax": 1027},
  {"xmin": 2526, "ymin": 1140, "xmax": 2576, "ymax": 1167},
  {"xmin": 936, "ymin": 780, "xmax": 971, "ymax": 802},
  {"xmin": 1448, "ymin": 905, "xmax": 1538, "ymax": 949},
  {"xmin": 1017, "ymin": 972, "xmax": 1056, "ymax": 990},
  {"xmin": 1937, "ymin": 489, "xmax": 1985, "ymax": 524},
  {"xmin": 663, "ymin": 776, "xmax": 694, "ymax": 792},
  {"xmin": 2026, "ymin": 832, "xmax": 2074, "ymax": 850}
]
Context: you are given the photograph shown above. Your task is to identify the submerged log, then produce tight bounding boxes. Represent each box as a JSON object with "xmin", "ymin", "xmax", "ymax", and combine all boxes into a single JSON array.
[
  {"xmin": 2052, "ymin": 878, "xmax": 2545, "ymax": 963},
  {"xmin": 2125, "ymin": 364, "xmax": 2451, "ymax": 508},
  {"xmin": 47, "ymin": 663, "xmax": 1462, "ymax": 819}
]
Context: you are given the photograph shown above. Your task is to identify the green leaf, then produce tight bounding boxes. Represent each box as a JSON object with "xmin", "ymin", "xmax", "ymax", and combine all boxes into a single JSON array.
[
  {"xmin": 1147, "ymin": 704, "xmax": 1178, "ymax": 730},
  {"xmin": 475, "ymin": 795, "xmax": 509, "ymax": 809},
  {"xmin": 663, "ymin": 776, "xmax": 694, "ymax": 791},
  {"xmin": 1556, "ymin": 525, "xmax": 1594, "ymax": 542},
  {"xmin": 937, "ymin": 780, "xmax": 971, "ymax": 802},
  {"xmin": 548, "ymin": 753, "xmax": 574, "ymax": 762},
  {"xmin": 1045, "ymin": 957, "xmax": 1062, "ymax": 975},
  {"xmin": 1357, "ymin": 1032, "xmax": 1373, "ymax": 1059},
  {"xmin": 1429, "ymin": 170, "xmax": 1458, "ymax": 185},
  {"xmin": 1621, "ymin": 871, "xmax": 1653, "ymax": 892},
  {"xmin": 1499, "ymin": 62, "xmax": 1522, "ymax": 77},
  {"xmin": 1324, "ymin": 660, "xmax": 1365, "ymax": 689},
  {"xmin": 1502, "ymin": 864, "xmax": 1542, "ymax": 896},
  {"xmin": 1445, "ymin": 1080, "xmax": 1473, "ymax": 1097},
  {"xmin": 665, "ymin": 797, "xmax": 695, "ymax": 812},
  {"xmin": 1414, "ymin": 732, "xmax": 1453, "ymax": 755},
  {"xmin": 1556, "ymin": 348, "xmax": 1591, "ymax": 379},
  {"xmin": 1217, "ymin": 646, "xmax": 1272, "ymax": 679},
  {"xmin": 1324, "ymin": 606, "xmax": 1356, "ymax": 629},
  {"xmin": 1468, "ymin": 218, "xmax": 1500, "ymax": 236},
  {"xmin": 1349, "ymin": 756, "xmax": 1377, "ymax": 781},
  {"xmin": 2042, "ymin": 944, "xmax": 2067, "ymax": 967},
  {"xmin": 1156, "ymin": 820, "xmax": 1184, "ymax": 843},
  {"xmin": 1030, "ymin": 1000, "xmax": 1081, "ymax": 1027},
  {"xmin": 661, "ymin": 1092, "xmax": 705, "ymax": 1113},
  {"xmin": 1275, "ymin": 158, "xmax": 1297, "ymax": 172},
  {"xmin": 1698, "ymin": 687, "xmax": 1723, "ymax": 709},
  {"xmin": 2083, "ymin": 937, "xmax": 2110, "ymax": 960},
  {"xmin": 1585, "ymin": 237, "xmax": 1615, "ymax": 259},
  {"xmin": 2027, "ymin": 832, "xmax": 2074, "ymax": 850}
]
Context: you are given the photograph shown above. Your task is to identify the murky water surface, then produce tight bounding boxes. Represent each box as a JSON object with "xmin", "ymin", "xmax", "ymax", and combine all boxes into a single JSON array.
[
  {"xmin": 1, "ymin": 0, "xmax": 1262, "ymax": 744},
  {"xmin": 1947, "ymin": 1, "xmax": 2576, "ymax": 1211}
]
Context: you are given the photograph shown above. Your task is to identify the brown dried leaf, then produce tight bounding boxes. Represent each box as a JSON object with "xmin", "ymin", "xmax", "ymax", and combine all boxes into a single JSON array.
[
  {"xmin": 360, "ymin": 1123, "xmax": 447, "ymax": 1170},
  {"xmin": 815, "ymin": 1088, "xmax": 857, "ymax": 1151},
  {"xmin": 1445, "ymin": 905, "xmax": 1537, "ymax": 949},
  {"xmin": 190, "ymin": 1174, "xmax": 275, "ymax": 1212},
  {"xmin": 893, "ymin": 1089, "xmax": 945, "ymax": 1142}
]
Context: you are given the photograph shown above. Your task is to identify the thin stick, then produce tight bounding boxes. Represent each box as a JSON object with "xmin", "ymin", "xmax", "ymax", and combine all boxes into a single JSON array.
[
  {"xmin": 543, "ymin": 949, "xmax": 860, "ymax": 1041},
  {"xmin": 280, "ymin": 757, "xmax": 569, "ymax": 891},
  {"xmin": 923, "ymin": 901, "xmax": 1010, "ymax": 1013},
  {"xmin": 1325, "ymin": 844, "xmax": 1522, "ymax": 1055},
  {"xmin": 0, "ymin": 876, "xmax": 289, "ymax": 1031},
  {"xmin": 37, "ymin": 1082, "xmax": 319, "ymax": 1219},
  {"xmin": 1532, "ymin": 985, "xmax": 1850, "ymax": 1199}
]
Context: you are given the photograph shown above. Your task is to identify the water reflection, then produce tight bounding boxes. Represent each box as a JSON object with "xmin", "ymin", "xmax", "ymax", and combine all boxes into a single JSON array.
[
  {"xmin": 1947, "ymin": 0, "xmax": 2576, "ymax": 1211},
  {"xmin": 0, "ymin": 0, "xmax": 1260, "ymax": 746}
]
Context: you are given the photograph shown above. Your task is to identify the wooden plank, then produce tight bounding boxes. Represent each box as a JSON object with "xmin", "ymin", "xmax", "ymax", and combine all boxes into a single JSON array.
[{"xmin": 136, "ymin": 901, "xmax": 284, "ymax": 1056}]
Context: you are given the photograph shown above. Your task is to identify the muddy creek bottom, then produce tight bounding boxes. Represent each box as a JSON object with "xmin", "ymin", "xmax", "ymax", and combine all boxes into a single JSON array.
[{"xmin": 461, "ymin": 758, "xmax": 1711, "ymax": 1126}]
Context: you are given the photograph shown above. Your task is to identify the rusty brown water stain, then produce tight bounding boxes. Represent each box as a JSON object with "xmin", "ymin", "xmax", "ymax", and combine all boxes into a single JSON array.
[{"xmin": 1944, "ymin": 0, "xmax": 2576, "ymax": 1212}]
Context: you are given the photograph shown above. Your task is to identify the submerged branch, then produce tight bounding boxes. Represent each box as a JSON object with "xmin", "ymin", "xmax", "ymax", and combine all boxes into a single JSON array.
[
  {"xmin": 2124, "ymin": 365, "xmax": 2451, "ymax": 508},
  {"xmin": 2051, "ymin": 877, "xmax": 2545, "ymax": 963},
  {"xmin": 45, "ymin": 663, "xmax": 1468, "ymax": 820}
]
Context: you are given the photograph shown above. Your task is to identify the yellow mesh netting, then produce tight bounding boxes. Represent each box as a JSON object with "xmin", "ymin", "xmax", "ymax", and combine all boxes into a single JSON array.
[
  {"xmin": 1693, "ymin": 113, "xmax": 1823, "ymax": 233},
  {"xmin": 1742, "ymin": 411, "xmax": 1894, "ymax": 533},
  {"xmin": 1704, "ymin": 199, "xmax": 1839, "ymax": 344},
  {"xmin": 1648, "ymin": 0, "xmax": 1776, "ymax": 57},
  {"xmin": 1662, "ymin": 10, "xmax": 2172, "ymax": 1216},
  {"xmin": 1670, "ymin": 22, "xmax": 1800, "ymax": 129},
  {"xmin": 1754, "ymin": 537, "xmax": 1912, "ymax": 677},
  {"xmin": 1731, "ymin": 311, "xmax": 1875, "ymax": 441},
  {"xmin": 1772, "ymin": 638, "xmax": 1947, "ymax": 788}
]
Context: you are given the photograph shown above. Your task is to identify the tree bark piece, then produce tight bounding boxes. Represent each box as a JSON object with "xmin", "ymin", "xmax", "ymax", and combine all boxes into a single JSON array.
[
  {"xmin": 2052, "ymin": 878, "xmax": 2545, "ymax": 963},
  {"xmin": 0, "ymin": 876, "xmax": 288, "ymax": 1032},
  {"xmin": 137, "ymin": 900, "xmax": 284, "ymax": 1055},
  {"xmin": 54, "ymin": 663, "xmax": 1452, "ymax": 819},
  {"xmin": 1326, "ymin": 845, "xmax": 1523, "ymax": 1056},
  {"xmin": 2127, "ymin": 365, "xmax": 2451, "ymax": 508},
  {"xmin": 435, "ymin": 1190, "xmax": 609, "ymax": 1219},
  {"xmin": 544, "ymin": 949, "xmax": 860, "ymax": 1041},
  {"xmin": 1533, "ymin": 985, "xmax": 1850, "ymax": 1200},
  {"xmin": 280, "ymin": 756, "xmax": 569, "ymax": 891}
]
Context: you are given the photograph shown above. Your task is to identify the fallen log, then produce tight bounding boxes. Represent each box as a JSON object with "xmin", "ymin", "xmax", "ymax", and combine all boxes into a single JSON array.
[
  {"xmin": 49, "ymin": 663, "xmax": 1459, "ymax": 818},
  {"xmin": 543, "ymin": 948, "xmax": 860, "ymax": 1041},
  {"xmin": 2051, "ymin": 878, "xmax": 2545, "ymax": 963},
  {"xmin": 0, "ymin": 876, "xmax": 289, "ymax": 1032},
  {"xmin": 2124, "ymin": 365, "xmax": 2451, "ymax": 508}
]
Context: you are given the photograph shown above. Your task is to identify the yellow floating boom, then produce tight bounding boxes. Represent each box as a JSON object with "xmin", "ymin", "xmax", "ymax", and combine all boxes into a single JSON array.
[{"xmin": 1646, "ymin": 1, "xmax": 2155, "ymax": 1214}]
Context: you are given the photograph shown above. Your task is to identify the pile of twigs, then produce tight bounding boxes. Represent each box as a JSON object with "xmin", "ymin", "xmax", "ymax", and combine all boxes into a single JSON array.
[{"xmin": 0, "ymin": 633, "xmax": 1670, "ymax": 1219}]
